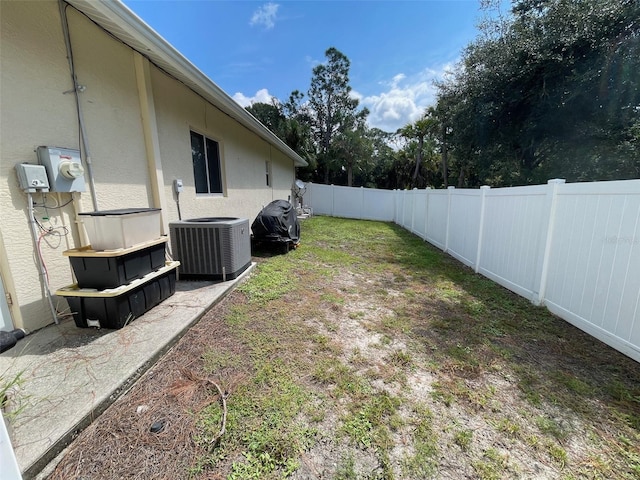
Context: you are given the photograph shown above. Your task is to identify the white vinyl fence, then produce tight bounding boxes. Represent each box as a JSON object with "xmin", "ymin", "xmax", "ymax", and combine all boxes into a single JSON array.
[{"xmin": 305, "ymin": 180, "xmax": 640, "ymax": 363}]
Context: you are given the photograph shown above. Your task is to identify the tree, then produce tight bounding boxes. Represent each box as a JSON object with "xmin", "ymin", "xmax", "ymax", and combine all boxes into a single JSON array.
[
  {"xmin": 361, "ymin": 128, "xmax": 396, "ymax": 188},
  {"xmin": 331, "ymin": 128, "xmax": 372, "ymax": 186},
  {"xmin": 280, "ymin": 91, "xmax": 316, "ymax": 165},
  {"xmin": 307, "ymin": 47, "xmax": 369, "ymax": 184},
  {"xmin": 398, "ymin": 109, "xmax": 440, "ymax": 188},
  {"xmin": 435, "ymin": 0, "xmax": 640, "ymax": 186},
  {"xmin": 245, "ymin": 94, "xmax": 315, "ymax": 169},
  {"xmin": 246, "ymin": 101, "xmax": 286, "ymax": 137}
]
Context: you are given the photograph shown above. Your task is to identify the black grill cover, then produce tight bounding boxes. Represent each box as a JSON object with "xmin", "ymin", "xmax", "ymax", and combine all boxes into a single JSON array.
[{"xmin": 251, "ymin": 200, "xmax": 300, "ymax": 244}]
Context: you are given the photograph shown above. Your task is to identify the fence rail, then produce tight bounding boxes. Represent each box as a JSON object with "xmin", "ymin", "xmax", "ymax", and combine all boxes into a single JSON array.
[{"xmin": 305, "ymin": 180, "xmax": 640, "ymax": 363}]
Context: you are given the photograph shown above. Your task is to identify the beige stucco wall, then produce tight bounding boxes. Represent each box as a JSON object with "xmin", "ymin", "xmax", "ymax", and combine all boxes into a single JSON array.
[
  {"xmin": 1, "ymin": 0, "xmax": 84, "ymax": 331},
  {"xmin": 151, "ymin": 67, "xmax": 295, "ymax": 226},
  {"xmin": 0, "ymin": 0, "xmax": 298, "ymax": 332},
  {"xmin": 66, "ymin": 8, "xmax": 151, "ymax": 211}
]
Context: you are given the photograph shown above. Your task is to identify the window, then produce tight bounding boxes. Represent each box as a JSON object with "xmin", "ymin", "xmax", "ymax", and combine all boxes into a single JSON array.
[
  {"xmin": 265, "ymin": 160, "xmax": 271, "ymax": 187},
  {"xmin": 190, "ymin": 130, "xmax": 223, "ymax": 194}
]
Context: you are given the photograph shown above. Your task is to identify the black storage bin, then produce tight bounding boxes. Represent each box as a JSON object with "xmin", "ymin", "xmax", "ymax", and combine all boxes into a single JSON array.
[
  {"xmin": 64, "ymin": 238, "xmax": 166, "ymax": 289},
  {"xmin": 58, "ymin": 262, "xmax": 177, "ymax": 329},
  {"xmin": 143, "ymin": 280, "xmax": 162, "ymax": 310}
]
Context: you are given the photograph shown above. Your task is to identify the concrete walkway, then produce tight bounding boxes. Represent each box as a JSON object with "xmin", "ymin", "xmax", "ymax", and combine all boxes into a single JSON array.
[{"xmin": 0, "ymin": 266, "xmax": 253, "ymax": 480}]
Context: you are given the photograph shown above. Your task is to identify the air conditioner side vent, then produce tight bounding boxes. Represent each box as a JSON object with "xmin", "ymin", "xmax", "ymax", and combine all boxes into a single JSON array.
[{"xmin": 169, "ymin": 218, "xmax": 251, "ymax": 280}]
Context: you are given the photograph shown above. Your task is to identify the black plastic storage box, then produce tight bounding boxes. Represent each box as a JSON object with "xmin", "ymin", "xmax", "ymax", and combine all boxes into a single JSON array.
[
  {"xmin": 57, "ymin": 262, "xmax": 178, "ymax": 329},
  {"xmin": 63, "ymin": 238, "xmax": 167, "ymax": 289}
]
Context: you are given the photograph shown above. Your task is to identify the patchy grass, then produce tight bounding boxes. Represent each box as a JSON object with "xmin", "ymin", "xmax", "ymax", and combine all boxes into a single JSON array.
[
  {"xmin": 49, "ymin": 216, "xmax": 640, "ymax": 480},
  {"xmin": 0, "ymin": 371, "xmax": 27, "ymax": 422}
]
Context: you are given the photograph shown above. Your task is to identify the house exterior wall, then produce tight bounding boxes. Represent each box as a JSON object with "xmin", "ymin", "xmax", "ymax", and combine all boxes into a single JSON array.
[
  {"xmin": 1, "ymin": 0, "xmax": 82, "ymax": 331},
  {"xmin": 0, "ymin": 0, "xmax": 298, "ymax": 332},
  {"xmin": 65, "ymin": 7, "xmax": 151, "ymax": 211},
  {"xmin": 151, "ymin": 68, "xmax": 295, "ymax": 225}
]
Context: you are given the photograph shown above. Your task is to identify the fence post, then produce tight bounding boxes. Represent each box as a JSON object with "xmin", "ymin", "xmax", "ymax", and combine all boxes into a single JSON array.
[
  {"xmin": 392, "ymin": 190, "xmax": 397, "ymax": 223},
  {"xmin": 535, "ymin": 178, "xmax": 566, "ymax": 305},
  {"xmin": 330, "ymin": 184, "xmax": 335, "ymax": 217},
  {"xmin": 444, "ymin": 186, "xmax": 455, "ymax": 252},
  {"xmin": 360, "ymin": 186, "xmax": 365, "ymax": 220},
  {"xmin": 400, "ymin": 190, "xmax": 407, "ymax": 228},
  {"xmin": 411, "ymin": 188, "xmax": 417, "ymax": 233},
  {"xmin": 424, "ymin": 187, "xmax": 431, "ymax": 241},
  {"xmin": 474, "ymin": 186, "xmax": 491, "ymax": 273},
  {"xmin": 395, "ymin": 189, "xmax": 400, "ymax": 224}
]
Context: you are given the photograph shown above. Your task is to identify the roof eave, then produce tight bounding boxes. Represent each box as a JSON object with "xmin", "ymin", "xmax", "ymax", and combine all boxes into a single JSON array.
[{"xmin": 64, "ymin": 0, "xmax": 308, "ymax": 168}]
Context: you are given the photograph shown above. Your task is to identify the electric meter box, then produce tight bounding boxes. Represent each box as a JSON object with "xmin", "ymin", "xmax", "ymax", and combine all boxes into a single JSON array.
[
  {"xmin": 37, "ymin": 146, "xmax": 86, "ymax": 192},
  {"xmin": 15, "ymin": 163, "xmax": 50, "ymax": 192}
]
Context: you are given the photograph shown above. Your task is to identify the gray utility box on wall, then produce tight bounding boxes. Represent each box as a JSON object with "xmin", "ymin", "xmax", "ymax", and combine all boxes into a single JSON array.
[
  {"xmin": 15, "ymin": 163, "xmax": 50, "ymax": 192},
  {"xmin": 169, "ymin": 217, "xmax": 251, "ymax": 280},
  {"xmin": 37, "ymin": 146, "xmax": 86, "ymax": 192}
]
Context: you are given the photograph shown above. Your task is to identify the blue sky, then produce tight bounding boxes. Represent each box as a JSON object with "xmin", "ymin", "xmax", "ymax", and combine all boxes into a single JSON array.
[{"xmin": 123, "ymin": 0, "xmax": 507, "ymax": 133}]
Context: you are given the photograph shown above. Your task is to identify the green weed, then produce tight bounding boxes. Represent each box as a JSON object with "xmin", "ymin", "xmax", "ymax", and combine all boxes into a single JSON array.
[
  {"xmin": 431, "ymin": 381, "xmax": 455, "ymax": 407},
  {"xmin": 388, "ymin": 350, "xmax": 413, "ymax": 368},
  {"xmin": 321, "ymin": 292, "xmax": 345, "ymax": 305},
  {"xmin": 238, "ymin": 257, "xmax": 296, "ymax": 303},
  {"xmin": 545, "ymin": 440, "xmax": 568, "ymax": 467},
  {"xmin": 0, "ymin": 371, "xmax": 27, "ymax": 421},
  {"xmin": 472, "ymin": 448, "xmax": 509, "ymax": 480},
  {"xmin": 535, "ymin": 415, "xmax": 569, "ymax": 441},
  {"xmin": 550, "ymin": 370, "xmax": 592, "ymax": 395},
  {"xmin": 497, "ymin": 418, "xmax": 521, "ymax": 437},
  {"xmin": 312, "ymin": 358, "xmax": 371, "ymax": 398},
  {"xmin": 454, "ymin": 429, "xmax": 473, "ymax": 450},
  {"xmin": 334, "ymin": 452, "xmax": 358, "ymax": 480},
  {"xmin": 402, "ymin": 404, "xmax": 438, "ymax": 477}
]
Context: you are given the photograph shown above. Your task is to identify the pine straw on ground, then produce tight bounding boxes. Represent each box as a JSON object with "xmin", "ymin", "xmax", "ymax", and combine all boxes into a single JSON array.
[{"xmin": 48, "ymin": 298, "xmax": 247, "ymax": 480}]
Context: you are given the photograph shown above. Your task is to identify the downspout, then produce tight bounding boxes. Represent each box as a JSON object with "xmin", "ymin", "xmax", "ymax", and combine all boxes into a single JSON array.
[
  {"xmin": 59, "ymin": 0, "xmax": 99, "ymax": 212},
  {"xmin": 133, "ymin": 52, "xmax": 170, "ymax": 235}
]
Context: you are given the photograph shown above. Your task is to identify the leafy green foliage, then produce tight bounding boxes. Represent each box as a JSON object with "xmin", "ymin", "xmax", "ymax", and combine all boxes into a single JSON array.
[
  {"xmin": 306, "ymin": 47, "xmax": 370, "ymax": 185},
  {"xmin": 435, "ymin": 0, "xmax": 640, "ymax": 186},
  {"xmin": 396, "ymin": 107, "xmax": 444, "ymax": 188}
]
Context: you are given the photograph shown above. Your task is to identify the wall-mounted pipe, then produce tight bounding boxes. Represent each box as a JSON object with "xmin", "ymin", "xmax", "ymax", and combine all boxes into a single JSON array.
[
  {"xmin": 58, "ymin": 0, "xmax": 99, "ymax": 212},
  {"xmin": 27, "ymin": 193, "xmax": 59, "ymax": 325}
]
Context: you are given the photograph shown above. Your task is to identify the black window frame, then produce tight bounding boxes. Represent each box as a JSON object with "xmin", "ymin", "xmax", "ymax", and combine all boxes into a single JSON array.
[{"xmin": 190, "ymin": 130, "xmax": 223, "ymax": 195}]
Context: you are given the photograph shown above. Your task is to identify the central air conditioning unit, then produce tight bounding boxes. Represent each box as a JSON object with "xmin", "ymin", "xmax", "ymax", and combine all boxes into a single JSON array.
[{"xmin": 169, "ymin": 217, "xmax": 251, "ymax": 280}]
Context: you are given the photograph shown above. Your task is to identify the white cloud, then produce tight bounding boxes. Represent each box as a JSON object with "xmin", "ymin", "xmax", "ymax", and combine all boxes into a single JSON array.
[
  {"xmin": 390, "ymin": 73, "xmax": 406, "ymax": 87},
  {"xmin": 250, "ymin": 3, "xmax": 280, "ymax": 30},
  {"xmin": 304, "ymin": 55, "xmax": 322, "ymax": 68},
  {"xmin": 361, "ymin": 64, "xmax": 455, "ymax": 133},
  {"xmin": 350, "ymin": 89, "xmax": 363, "ymax": 102},
  {"xmin": 232, "ymin": 64, "xmax": 457, "ymax": 133},
  {"xmin": 232, "ymin": 88, "xmax": 276, "ymax": 107}
]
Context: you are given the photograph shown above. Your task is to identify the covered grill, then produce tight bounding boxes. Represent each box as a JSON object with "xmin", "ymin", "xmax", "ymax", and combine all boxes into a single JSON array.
[{"xmin": 251, "ymin": 200, "xmax": 300, "ymax": 251}]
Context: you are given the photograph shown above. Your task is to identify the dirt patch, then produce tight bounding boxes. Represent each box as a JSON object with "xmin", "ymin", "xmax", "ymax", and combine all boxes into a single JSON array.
[{"xmin": 46, "ymin": 218, "xmax": 640, "ymax": 480}]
